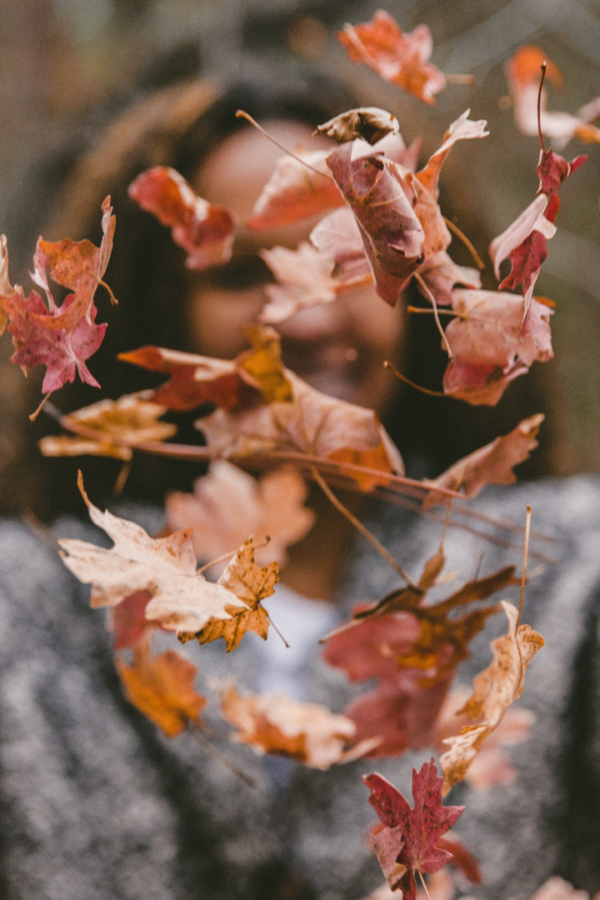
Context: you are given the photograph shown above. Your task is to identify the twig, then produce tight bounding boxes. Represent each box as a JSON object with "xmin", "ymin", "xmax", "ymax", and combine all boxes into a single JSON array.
[
  {"xmin": 310, "ymin": 465, "xmax": 417, "ymax": 588},
  {"xmin": 517, "ymin": 505, "xmax": 532, "ymax": 627},
  {"xmin": 187, "ymin": 724, "xmax": 257, "ymax": 788}
]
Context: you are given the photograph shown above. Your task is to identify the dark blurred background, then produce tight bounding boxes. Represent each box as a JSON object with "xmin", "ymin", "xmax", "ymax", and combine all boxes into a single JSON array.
[{"xmin": 1, "ymin": 0, "xmax": 600, "ymax": 506}]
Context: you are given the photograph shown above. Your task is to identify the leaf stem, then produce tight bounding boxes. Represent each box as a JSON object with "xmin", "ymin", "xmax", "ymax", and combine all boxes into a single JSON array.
[
  {"xmin": 187, "ymin": 724, "xmax": 257, "ymax": 788},
  {"xmin": 310, "ymin": 465, "xmax": 417, "ymax": 588},
  {"xmin": 418, "ymin": 870, "xmax": 433, "ymax": 900},
  {"xmin": 384, "ymin": 360, "xmax": 446, "ymax": 397},
  {"xmin": 443, "ymin": 217, "xmax": 485, "ymax": 270},
  {"xmin": 414, "ymin": 273, "xmax": 454, "ymax": 359},
  {"xmin": 236, "ymin": 110, "xmax": 334, "ymax": 180},
  {"xmin": 265, "ymin": 611, "xmax": 290, "ymax": 648},
  {"xmin": 537, "ymin": 63, "xmax": 548, "ymax": 153}
]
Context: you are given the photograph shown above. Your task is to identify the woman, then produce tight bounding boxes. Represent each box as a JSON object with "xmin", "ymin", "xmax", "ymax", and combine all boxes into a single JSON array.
[{"xmin": 0, "ymin": 53, "xmax": 599, "ymax": 900}]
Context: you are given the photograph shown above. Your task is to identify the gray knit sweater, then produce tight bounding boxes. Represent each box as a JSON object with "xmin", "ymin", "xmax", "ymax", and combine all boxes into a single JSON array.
[{"xmin": 0, "ymin": 476, "xmax": 599, "ymax": 900}]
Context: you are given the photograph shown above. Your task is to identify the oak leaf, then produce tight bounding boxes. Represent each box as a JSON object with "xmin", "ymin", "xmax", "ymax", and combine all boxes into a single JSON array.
[
  {"xmin": 39, "ymin": 393, "xmax": 176, "ymax": 461},
  {"xmin": 59, "ymin": 474, "xmax": 247, "ymax": 637},
  {"xmin": 364, "ymin": 761, "xmax": 464, "ymax": 900},
  {"xmin": 221, "ymin": 684, "xmax": 356, "ymax": 769},
  {"xmin": 424, "ymin": 413, "xmax": 544, "ymax": 506},
  {"xmin": 180, "ymin": 538, "xmax": 279, "ymax": 652},
  {"xmin": 246, "ymin": 149, "xmax": 343, "ymax": 230},
  {"xmin": 116, "ymin": 643, "xmax": 206, "ymax": 738},
  {"xmin": 128, "ymin": 166, "xmax": 236, "ymax": 269},
  {"xmin": 166, "ymin": 461, "xmax": 315, "ymax": 570},
  {"xmin": 440, "ymin": 600, "xmax": 544, "ymax": 795},
  {"xmin": 338, "ymin": 12, "xmax": 446, "ymax": 105}
]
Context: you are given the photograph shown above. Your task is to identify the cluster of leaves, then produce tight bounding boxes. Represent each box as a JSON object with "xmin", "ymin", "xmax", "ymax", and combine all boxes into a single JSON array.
[{"xmin": 4, "ymin": 7, "xmax": 598, "ymax": 896}]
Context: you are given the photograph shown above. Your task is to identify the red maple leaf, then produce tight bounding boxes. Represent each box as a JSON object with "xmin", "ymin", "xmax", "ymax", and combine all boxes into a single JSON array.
[{"xmin": 364, "ymin": 761, "xmax": 464, "ymax": 900}]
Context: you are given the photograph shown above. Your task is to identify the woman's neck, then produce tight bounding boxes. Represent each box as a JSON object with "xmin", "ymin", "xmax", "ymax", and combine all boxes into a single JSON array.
[{"xmin": 280, "ymin": 485, "xmax": 365, "ymax": 603}]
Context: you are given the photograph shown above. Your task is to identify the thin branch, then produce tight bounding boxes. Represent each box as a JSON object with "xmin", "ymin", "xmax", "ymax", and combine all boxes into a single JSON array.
[
  {"xmin": 384, "ymin": 360, "xmax": 446, "ymax": 397},
  {"xmin": 187, "ymin": 725, "xmax": 257, "ymax": 788},
  {"xmin": 414, "ymin": 273, "xmax": 454, "ymax": 359},
  {"xmin": 310, "ymin": 465, "xmax": 417, "ymax": 588},
  {"xmin": 443, "ymin": 217, "xmax": 485, "ymax": 270},
  {"xmin": 236, "ymin": 110, "xmax": 334, "ymax": 180},
  {"xmin": 517, "ymin": 504, "xmax": 532, "ymax": 628}
]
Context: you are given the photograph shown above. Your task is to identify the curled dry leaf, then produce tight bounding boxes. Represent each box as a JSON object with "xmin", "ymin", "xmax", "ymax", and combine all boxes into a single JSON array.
[
  {"xmin": 180, "ymin": 538, "xmax": 279, "ymax": 652},
  {"xmin": 59, "ymin": 473, "xmax": 247, "ymax": 638},
  {"xmin": 417, "ymin": 110, "xmax": 489, "ymax": 199},
  {"xmin": 0, "ymin": 235, "xmax": 11, "ymax": 333},
  {"xmin": 338, "ymin": 11, "xmax": 446, "ymax": 105},
  {"xmin": 246, "ymin": 149, "xmax": 343, "ymax": 230},
  {"xmin": 120, "ymin": 325, "xmax": 292, "ymax": 412},
  {"xmin": 198, "ymin": 368, "xmax": 404, "ymax": 492},
  {"xmin": 425, "ymin": 413, "xmax": 544, "ymax": 507},
  {"xmin": 128, "ymin": 166, "xmax": 236, "ymax": 269},
  {"xmin": 363, "ymin": 761, "xmax": 464, "ymax": 900},
  {"xmin": 39, "ymin": 392, "xmax": 176, "ymax": 461},
  {"xmin": 434, "ymin": 687, "xmax": 535, "ymax": 791},
  {"xmin": 166, "ymin": 461, "xmax": 315, "ymax": 569},
  {"xmin": 116, "ymin": 643, "xmax": 206, "ymax": 738},
  {"xmin": 326, "ymin": 139, "xmax": 425, "ymax": 306},
  {"xmin": 440, "ymin": 600, "xmax": 544, "ymax": 795},
  {"xmin": 316, "ymin": 108, "xmax": 401, "ymax": 145},
  {"xmin": 221, "ymin": 684, "xmax": 356, "ymax": 770},
  {"xmin": 506, "ymin": 46, "xmax": 600, "ymax": 149}
]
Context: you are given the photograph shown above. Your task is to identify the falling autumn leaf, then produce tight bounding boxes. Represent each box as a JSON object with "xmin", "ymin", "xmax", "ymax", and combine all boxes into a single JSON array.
[
  {"xmin": 198, "ymin": 367, "xmax": 404, "ymax": 491},
  {"xmin": 440, "ymin": 600, "xmax": 544, "ymax": 795},
  {"xmin": 180, "ymin": 538, "xmax": 279, "ymax": 652},
  {"xmin": 120, "ymin": 325, "xmax": 292, "ymax": 412},
  {"xmin": 166, "ymin": 461, "xmax": 315, "ymax": 569},
  {"xmin": 316, "ymin": 108, "xmax": 401, "ymax": 145},
  {"xmin": 110, "ymin": 589, "xmax": 154, "ymax": 650},
  {"xmin": 416, "ymin": 110, "xmax": 489, "ymax": 198},
  {"xmin": 363, "ymin": 761, "xmax": 464, "ymax": 900},
  {"xmin": 39, "ymin": 392, "xmax": 176, "ymax": 461},
  {"xmin": 116, "ymin": 643, "xmax": 206, "ymax": 738},
  {"xmin": 338, "ymin": 12, "xmax": 446, "ymax": 105},
  {"xmin": 221, "ymin": 684, "xmax": 357, "ymax": 769},
  {"xmin": 506, "ymin": 46, "xmax": 600, "ymax": 149},
  {"xmin": 128, "ymin": 166, "xmax": 236, "ymax": 269},
  {"xmin": 424, "ymin": 413, "xmax": 544, "ymax": 506},
  {"xmin": 59, "ymin": 473, "xmax": 247, "ymax": 636},
  {"xmin": 416, "ymin": 251, "xmax": 481, "ymax": 307},
  {"xmin": 246, "ymin": 149, "xmax": 343, "ymax": 230}
]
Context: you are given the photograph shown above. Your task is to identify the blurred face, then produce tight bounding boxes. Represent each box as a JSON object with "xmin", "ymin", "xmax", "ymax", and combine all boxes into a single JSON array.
[{"xmin": 188, "ymin": 121, "xmax": 404, "ymax": 414}]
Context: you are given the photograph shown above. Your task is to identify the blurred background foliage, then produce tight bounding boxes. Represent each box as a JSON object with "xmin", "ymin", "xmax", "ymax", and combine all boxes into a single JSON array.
[{"xmin": 1, "ymin": 0, "xmax": 600, "ymax": 500}]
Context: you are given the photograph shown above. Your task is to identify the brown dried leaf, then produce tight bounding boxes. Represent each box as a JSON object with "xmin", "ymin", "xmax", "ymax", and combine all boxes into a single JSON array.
[
  {"xmin": 221, "ymin": 684, "xmax": 356, "ymax": 769},
  {"xmin": 316, "ymin": 108, "xmax": 401, "ymax": 144},
  {"xmin": 440, "ymin": 600, "xmax": 544, "ymax": 794},
  {"xmin": 116, "ymin": 643, "xmax": 206, "ymax": 738}
]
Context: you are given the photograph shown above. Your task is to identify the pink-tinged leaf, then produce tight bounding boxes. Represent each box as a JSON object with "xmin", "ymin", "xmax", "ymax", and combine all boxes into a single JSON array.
[
  {"xmin": 4, "ymin": 290, "xmax": 106, "ymax": 393},
  {"xmin": 506, "ymin": 46, "xmax": 600, "ymax": 149},
  {"xmin": 0, "ymin": 235, "xmax": 12, "ymax": 334},
  {"xmin": 443, "ymin": 360, "xmax": 528, "ymax": 406},
  {"xmin": 417, "ymin": 251, "xmax": 481, "ymax": 306},
  {"xmin": 434, "ymin": 833, "xmax": 481, "ymax": 884},
  {"xmin": 128, "ymin": 166, "xmax": 236, "ymax": 269},
  {"xmin": 338, "ymin": 12, "xmax": 446, "ymax": 105},
  {"xmin": 246, "ymin": 150, "xmax": 343, "ymax": 230},
  {"xmin": 417, "ymin": 110, "xmax": 489, "ymax": 198},
  {"xmin": 110, "ymin": 589, "xmax": 154, "ymax": 650},
  {"xmin": 364, "ymin": 762, "xmax": 464, "ymax": 900},
  {"xmin": 326, "ymin": 140, "xmax": 425, "ymax": 306},
  {"xmin": 444, "ymin": 289, "xmax": 553, "ymax": 371},
  {"xmin": 425, "ymin": 413, "xmax": 544, "ymax": 506},
  {"xmin": 259, "ymin": 209, "xmax": 372, "ymax": 324}
]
